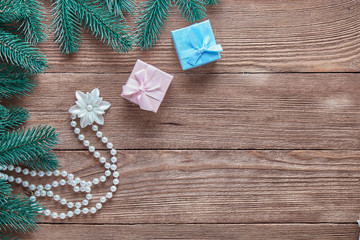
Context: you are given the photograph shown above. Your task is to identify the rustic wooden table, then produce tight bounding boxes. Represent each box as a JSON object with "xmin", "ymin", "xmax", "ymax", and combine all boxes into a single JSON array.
[{"xmin": 17, "ymin": 0, "xmax": 360, "ymax": 239}]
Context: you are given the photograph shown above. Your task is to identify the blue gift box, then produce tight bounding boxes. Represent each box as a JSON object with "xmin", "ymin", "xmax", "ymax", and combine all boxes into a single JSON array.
[{"xmin": 171, "ymin": 20, "xmax": 223, "ymax": 71}]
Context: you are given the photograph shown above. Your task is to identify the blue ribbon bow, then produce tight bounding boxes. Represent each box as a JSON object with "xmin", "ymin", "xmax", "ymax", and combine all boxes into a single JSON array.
[{"xmin": 179, "ymin": 26, "xmax": 223, "ymax": 66}]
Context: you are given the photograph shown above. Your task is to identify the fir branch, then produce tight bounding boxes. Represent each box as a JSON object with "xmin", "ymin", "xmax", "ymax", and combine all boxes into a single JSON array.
[
  {"xmin": 0, "ymin": 64, "xmax": 35, "ymax": 99},
  {"xmin": 174, "ymin": 0, "xmax": 206, "ymax": 23},
  {"xmin": 0, "ymin": 194, "xmax": 44, "ymax": 233},
  {"xmin": 104, "ymin": 0, "xmax": 137, "ymax": 18},
  {"xmin": 204, "ymin": 0, "xmax": 220, "ymax": 5},
  {"xmin": 0, "ymin": 126, "xmax": 59, "ymax": 169},
  {"xmin": 0, "ymin": 0, "xmax": 28, "ymax": 23},
  {"xmin": 23, "ymin": 152, "xmax": 60, "ymax": 171},
  {"xmin": 134, "ymin": 0, "xmax": 172, "ymax": 49},
  {"xmin": 17, "ymin": 0, "xmax": 47, "ymax": 45},
  {"xmin": 51, "ymin": 0, "xmax": 82, "ymax": 54},
  {"xmin": 0, "ymin": 106, "xmax": 29, "ymax": 134},
  {"xmin": 71, "ymin": 0, "xmax": 133, "ymax": 53},
  {"xmin": 0, "ymin": 233, "xmax": 18, "ymax": 240},
  {"xmin": 0, "ymin": 28, "xmax": 47, "ymax": 73},
  {"xmin": 0, "ymin": 179, "xmax": 12, "ymax": 196}
]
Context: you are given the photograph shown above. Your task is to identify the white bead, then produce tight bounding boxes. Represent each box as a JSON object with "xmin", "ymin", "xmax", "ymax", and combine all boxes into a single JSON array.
[
  {"xmin": 38, "ymin": 171, "xmax": 44, "ymax": 177},
  {"xmin": 74, "ymin": 186, "xmax": 80, "ymax": 192},
  {"xmin": 96, "ymin": 203, "xmax": 102, "ymax": 209},
  {"xmin": 110, "ymin": 164, "xmax": 117, "ymax": 171},
  {"xmin": 29, "ymin": 196, "xmax": 36, "ymax": 201},
  {"xmin": 80, "ymin": 186, "xmax": 86, "ymax": 192},
  {"xmin": 94, "ymin": 151, "xmax": 100, "ymax": 158},
  {"xmin": 8, "ymin": 165, "xmax": 14, "ymax": 171},
  {"xmin": 41, "ymin": 190, "xmax": 46, "ymax": 197},
  {"xmin": 110, "ymin": 186, "xmax": 116, "ymax": 192},
  {"xmin": 22, "ymin": 168, "xmax": 29, "ymax": 175},
  {"xmin": 105, "ymin": 170, "xmax": 111, "ymax": 176},
  {"xmin": 29, "ymin": 184, "xmax": 36, "ymax": 190},
  {"xmin": 52, "ymin": 181, "xmax": 59, "ymax": 187},
  {"xmin": 89, "ymin": 146, "xmax": 95, "ymax": 152},
  {"xmin": 87, "ymin": 181, "xmax": 92, "ymax": 187},
  {"xmin": 22, "ymin": 181, "xmax": 29, "ymax": 187},
  {"xmin": 37, "ymin": 185, "xmax": 43, "ymax": 190},
  {"xmin": 68, "ymin": 179, "xmax": 74, "ymax": 186},
  {"xmin": 67, "ymin": 202, "xmax": 74, "ymax": 208},
  {"xmin": 30, "ymin": 170, "xmax": 37, "ymax": 177},
  {"xmin": 60, "ymin": 199, "xmax": 67, "ymax": 205},
  {"xmin": 67, "ymin": 211, "xmax": 74, "ymax": 218},
  {"xmin": 74, "ymin": 128, "xmax": 80, "ymax": 134},
  {"xmin": 106, "ymin": 192, "xmax": 113, "ymax": 199},
  {"xmin": 45, "ymin": 184, "xmax": 51, "ymax": 190},
  {"xmin": 61, "ymin": 171, "xmax": 68, "ymax": 177},
  {"xmin": 15, "ymin": 167, "xmax": 21, "ymax": 173},
  {"xmin": 15, "ymin": 177, "xmax": 22, "ymax": 184},
  {"xmin": 67, "ymin": 174, "xmax": 74, "ymax": 179},
  {"xmin": 75, "ymin": 202, "xmax": 82, "ymax": 208},
  {"xmin": 74, "ymin": 209, "xmax": 81, "ymax": 215},
  {"xmin": 47, "ymin": 191, "xmax": 53, "ymax": 197},
  {"xmin": 44, "ymin": 209, "xmax": 51, "ymax": 216},
  {"xmin": 80, "ymin": 180, "xmax": 86, "ymax": 186},
  {"xmin": 70, "ymin": 121, "xmax": 77, "ymax": 127},
  {"xmin": 59, "ymin": 179, "xmax": 66, "ymax": 186},
  {"xmin": 100, "ymin": 176, "xmax": 106, "ymax": 182},
  {"xmin": 78, "ymin": 134, "xmax": 85, "ymax": 141},
  {"xmin": 54, "ymin": 195, "xmax": 60, "ymax": 201},
  {"xmin": 92, "ymin": 125, "xmax": 98, "ymax": 131},
  {"xmin": 60, "ymin": 213, "xmax": 66, "ymax": 219},
  {"xmin": 75, "ymin": 177, "xmax": 81, "ymax": 184},
  {"xmin": 83, "ymin": 140, "xmax": 90, "ymax": 147},
  {"xmin": 34, "ymin": 191, "xmax": 40, "ymax": 197},
  {"xmin": 86, "ymin": 193, "xmax": 92, "ymax": 200},
  {"xmin": 113, "ymin": 172, "xmax": 119, "ymax": 178},
  {"xmin": 111, "ymin": 157, "xmax": 117, "ymax": 163},
  {"xmin": 107, "ymin": 142, "xmax": 113, "ymax": 149},
  {"xmin": 54, "ymin": 170, "xmax": 60, "ymax": 176},
  {"xmin": 52, "ymin": 212, "xmax": 58, "ymax": 219},
  {"xmin": 82, "ymin": 199, "xmax": 89, "ymax": 206},
  {"xmin": 46, "ymin": 171, "xmax": 52, "ymax": 176},
  {"xmin": 96, "ymin": 131, "xmax": 102, "ymax": 137},
  {"xmin": 8, "ymin": 176, "xmax": 14, "ymax": 182},
  {"xmin": 101, "ymin": 137, "xmax": 108, "ymax": 143},
  {"xmin": 71, "ymin": 115, "xmax": 76, "ymax": 120},
  {"xmin": 93, "ymin": 178, "xmax": 99, "ymax": 185},
  {"xmin": 104, "ymin": 163, "xmax": 111, "ymax": 169},
  {"xmin": 90, "ymin": 207, "xmax": 96, "ymax": 214},
  {"xmin": 85, "ymin": 187, "xmax": 91, "ymax": 193},
  {"xmin": 110, "ymin": 149, "xmax": 117, "ymax": 155},
  {"xmin": 100, "ymin": 196, "xmax": 106, "ymax": 203},
  {"xmin": 99, "ymin": 157, "xmax": 106, "ymax": 163},
  {"xmin": 113, "ymin": 179, "xmax": 119, "ymax": 185},
  {"xmin": 82, "ymin": 208, "xmax": 89, "ymax": 214}
]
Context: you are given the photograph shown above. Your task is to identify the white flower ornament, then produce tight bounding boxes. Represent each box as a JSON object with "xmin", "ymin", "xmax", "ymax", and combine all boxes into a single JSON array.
[{"xmin": 69, "ymin": 88, "xmax": 110, "ymax": 128}]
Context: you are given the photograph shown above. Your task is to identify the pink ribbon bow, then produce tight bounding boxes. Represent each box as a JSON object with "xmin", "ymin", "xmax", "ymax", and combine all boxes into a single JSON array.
[{"xmin": 122, "ymin": 66, "xmax": 165, "ymax": 111}]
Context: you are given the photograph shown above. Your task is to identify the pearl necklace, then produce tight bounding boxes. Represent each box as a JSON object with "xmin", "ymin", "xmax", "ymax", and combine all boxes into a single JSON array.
[{"xmin": 0, "ymin": 114, "xmax": 119, "ymax": 220}]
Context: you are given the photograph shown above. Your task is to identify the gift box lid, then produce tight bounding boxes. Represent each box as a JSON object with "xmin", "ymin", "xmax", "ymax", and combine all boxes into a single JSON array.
[{"xmin": 171, "ymin": 20, "xmax": 222, "ymax": 70}]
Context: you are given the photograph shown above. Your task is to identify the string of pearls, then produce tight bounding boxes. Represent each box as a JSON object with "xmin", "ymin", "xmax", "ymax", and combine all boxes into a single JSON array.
[{"xmin": 0, "ymin": 114, "xmax": 119, "ymax": 219}]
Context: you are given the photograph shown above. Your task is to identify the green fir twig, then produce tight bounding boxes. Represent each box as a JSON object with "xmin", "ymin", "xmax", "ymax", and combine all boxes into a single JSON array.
[{"xmin": 175, "ymin": 0, "xmax": 206, "ymax": 23}]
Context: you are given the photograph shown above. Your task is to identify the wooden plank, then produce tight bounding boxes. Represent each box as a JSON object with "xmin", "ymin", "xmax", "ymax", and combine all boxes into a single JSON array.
[
  {"xmin": 13, "ymin": 73, "xmax": 360, "ymax": 150},
  {"xmin": 11, "ymin": 150, "xmax": 360, "ymax": 224},
  {"xmin": 17, "ymin": 224, "xmax": 359, "ymax": 240},
  {"xmin": 37, "ymin": 0, "xmax": 360, "ymax": 73}
]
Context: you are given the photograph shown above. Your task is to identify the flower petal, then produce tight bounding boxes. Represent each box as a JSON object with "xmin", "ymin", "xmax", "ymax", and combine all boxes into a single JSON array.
[
  {"xmin": 93, "ymin": 107, "xmax": 105, "ymax": 115},
  {"xmin": 80, "ymin": 115, "xmax": 87, "ymax": 128},
  {"xmin": 94, "ymin": 114, "xmax": 104, "ymax": 125},
  {"xmin": 88, "ymin": 111, "xmax": 94, "ymax": 124},
  {"xmin": 69, "ymin": 105, "xmax": 86, "ymax": 116},
  {"xmin": 76, "ymin": 99, "xmax": 86, "ymax": 108},
  {"xmin": 91, "ymin": 88, "xmax": 100, "ymax": 99},
  {"xmin": 76, "ymin": 91, "xmax": 86, "ymax": 101},
  {"xmin": 98, "ymin": 101, "xmax": 111, "ymax": 110}
]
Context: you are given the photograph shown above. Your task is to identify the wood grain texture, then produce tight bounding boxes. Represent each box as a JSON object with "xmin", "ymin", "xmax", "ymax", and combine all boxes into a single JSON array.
[
  {"xmin": 37, "ymin": 0, "xmax": 360, "ymax": 73},
  {"xmin": 17, "ymin": 224, "xmax": 359, "ymax": 240},
  {"xmin": 10, "ymin": 150, "xmax": 360, "ymax": 224},
  {"xmin": 14, "ymin": 73, "xmax": 360, "ymax": 150}
]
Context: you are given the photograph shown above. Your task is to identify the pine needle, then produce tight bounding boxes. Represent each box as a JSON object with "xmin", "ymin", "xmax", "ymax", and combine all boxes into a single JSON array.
[
  {"xmin": 0, "ymin": 106, "xmax": 29, "ymax": 134},
  {"xmin": 204, "ymin": 0, "xmax": 220, "ymax": 5},
  {"xmin": 0, "ymin": 0, "xmax": 28, "ymax": 23},
  {"xmin": 51, "ymin": 0, "xmax": 83, "ymax": 54},
  {"xmin": 174, "ymin": 0, "xmax": 206, "ymax": 23},
  {"xmin": 104, "ymin": 0, "xmax": 137, "ymax": 18},
  {"xmin": 134, "ymin": 0, "xmax": 172, "ymax": 50},
  {"xmin": 0, "ymin": 28, "xmax": 47, "ymax": 73},
  {"xmin": 0, "ymin": 126, "xmax": 59, "ymax": 169}
]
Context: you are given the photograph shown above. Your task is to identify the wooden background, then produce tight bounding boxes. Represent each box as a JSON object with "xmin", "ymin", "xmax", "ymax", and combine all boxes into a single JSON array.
[{"xmin": 13, "ymin": 0, "xmax": 360, "ymax": 239}]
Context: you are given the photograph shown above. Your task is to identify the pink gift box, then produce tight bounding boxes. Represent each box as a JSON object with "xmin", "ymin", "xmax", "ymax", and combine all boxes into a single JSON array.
[{"xmin": 121, "ymin": 60, "xmax": 173, "ymax": 113}]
